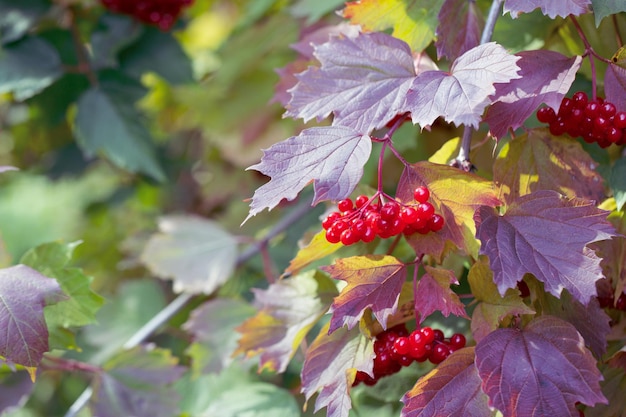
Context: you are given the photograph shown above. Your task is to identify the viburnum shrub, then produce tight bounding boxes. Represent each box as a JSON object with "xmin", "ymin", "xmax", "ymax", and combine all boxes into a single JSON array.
[
  {"xmin": 237, "ymin": 1, "xmax": 626, "ymax": 417},
  {"xmin": 2, "ymin": 1, "xmax": 626, "ymax": 417}
]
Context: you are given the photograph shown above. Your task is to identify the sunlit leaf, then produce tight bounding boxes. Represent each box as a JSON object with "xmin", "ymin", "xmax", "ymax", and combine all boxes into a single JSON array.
[
  {"xmin": 493, "ymin": 129, "xmax": 605, "ymax": 204},
  {"xmin": 141, "ymin": 215, "xmax": 238, "ymax": 295},
  {"xmin": 286, "ymin": 32, "xmax": 417, "ymax": 133},
  {"xmin": 414, "ymin": 266, "xmax": 468, "ymax": 322},
  {"xmin": 468, "ymin": 257, "xmax": 535, "ymax": 342},
  {"xmin": 285, "ymin": 229, "xmax": 341, "ymax": 276},
  {"xmin": 322, "ymin": 255, "xmax": 407, "ymax": 333},
  {"xmin": 245, "ymin": 126, "xmax": 371, "ymax": 221},
  {"xmin": 475, "ymin": 316, "xmax": 607, "ymax": 415},
  {"xmin": 301, "ymin": 322, "xmax": 373, "ymax": 417},
  {"xmin": 396, "ymin": 161, "xmax": 501, "ymax": 261},
  {"xmin": 475, "ymin": 190, "xmax": 617, "ymax": 305},
  {"xmin": 235, "ymin": 271, "xmax": 337, "ymax": 373},
  {"xmin": 485, "ymin": 51, "xmax": 582, "ymax": 139},
  {"xmin": 401, "ymin": 347, "xmax": 491, "ymax": 417},
  {"xmin": 342, "ymin": 0, "xmax": 443, "ymax": 52},
  {"xmin": 504, "ymin": 0, "xmax": 591, "ymax": 18},
  {"xmin": 402, "ymin": 42, "xmax": 521, "ymax": 129}
]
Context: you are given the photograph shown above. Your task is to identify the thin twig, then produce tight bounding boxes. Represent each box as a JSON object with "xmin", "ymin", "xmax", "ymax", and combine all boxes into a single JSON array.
[
  {"xmin": 453, "ymin": 0, "xmax": 504, "ymax": 170},
  {"xmin": 63, "ymin": 196, "xmax": 315, "ymax": 417}
]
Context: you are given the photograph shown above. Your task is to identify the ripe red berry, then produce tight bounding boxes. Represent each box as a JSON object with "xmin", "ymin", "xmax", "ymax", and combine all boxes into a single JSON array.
[
  {"xmin": 392, "ymin": 336, "xmax": 411, "ymax": 356},
  {"xmin": 322, "ymin": 212, "xmax": 341, "ymax": 230},
  {"xmin": 428, "ymin": 214, "xmax": 444, "ymax": 232},
  {"xmin": 600, "ymin": 102, "xmax": 617, "ymax": 118},
  {"xmin": 572, "ymin": 91, "xmax": 588, "ymax": 108},
  {"xmin": 413, "ymin": 186, "xmax": 430, "ymax": 203},
  {"xmin": 399, "ymin": 206, "xmax": 419, "ymax": 224},
  {"xmin": 417, "ymin": 202, "xmax": 435, "ymax": 221},
  {"xmin": 614, "ymin": 112, "xmax": 626, "ymax": 129},
  {"xmin": 355, "ymin": 194, "xmax": 369, "ymax": 208},
  {"xmin": 536, "ymin": 106, "xmax": 556, "ymax": 123},
  {"xmin": 433, "ymin": 329, "xmax": 445, "ymax": 342},
  {"xmin": 449, "ymin": 333, "xmax": 467, "ymax": 350},
  {"xmin": 380, "ymin": 201, "xmax": 400, "ymax": 221},
  {"xmin": 430, "ymin": 344, "xmax": 450, "ymax": 364},
  {"xmin": 338, "ymin": 198, "xmax": 353, "ymax": 212},
  {"xmin": 419, "ymin": 327, "xmax": 435, "ymax": 345}
]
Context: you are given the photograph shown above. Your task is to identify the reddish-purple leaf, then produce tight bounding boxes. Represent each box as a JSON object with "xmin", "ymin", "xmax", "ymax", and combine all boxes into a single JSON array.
[
  {"xmin": 235, "ymin": 272, "xmax": 337, "ymax": 373},
  {"xmin": 286, "ymin": 31, "xmax": 417, "ymax": 133},
  {"xmin": 475, "ymin": 316, "xmax": 607, "ymax": 416},
  {"xmin": 475, "ymin": 190, "xmax": 617, "ymax": 305},
  {"xmin": 414, "ymin": 266, "xmax": 468, "ymax": 322},
  {"xmin": 302, "ymin": 323, "xmax": 373, "ymax": 417},
  {"xmin": 91, "ymin": 346, "xmax": 186, "ymax": 417},
  {"xmin": 485, "ymin": 50, "xmax": 582, "ymax": 139},
  {"xmin": 402, "ymin": 42, "xmax": 520, "ymax": 129},
  {"xmin": 245, "ymin": 126, "xmax": 371, "ymax": 221},
  {"xmin": 435, "ymin": 0, "xmax": 484, "ymax": 61},
  {"xmin": 504, "ymin": 0, "xmax": 591, "ymax": 18},
  {"xmin": 0, "ymin": 265, "xmax": 65, "ymax": 369},
  {"xmin": 536, "ymin": 290, "xmax": 611, "ymax": 357},
  {"xmin": 604, "ymin": 63, "xmax": 626, "ymax": 111},
  {"xmin": 401, "ymin": 347, "xmax": 491, "ymax": 417},
  {"xmin": 322, "ymin": 255, "xmax": 407, "ymax": 333}
]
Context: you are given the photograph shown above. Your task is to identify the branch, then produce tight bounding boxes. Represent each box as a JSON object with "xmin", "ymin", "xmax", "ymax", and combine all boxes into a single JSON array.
[
  {"xmin": 63, "ymin": 195, "xmax": 316, "ymax": 417},
  {"xmin": 452, "ymin": 0, "xmax": 503, "ymax": 170}
]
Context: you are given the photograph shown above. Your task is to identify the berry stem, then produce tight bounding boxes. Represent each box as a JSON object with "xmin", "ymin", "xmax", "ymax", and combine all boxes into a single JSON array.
[
  {"xmin": 386, "ymin": 233, "xmax": 403, "ymax": 255},
  {"xmin": 377, "ymin": 141, "xmax": 387, "ymax": 193},
  {"xmin": 412, "ymin": 255, "xmax": 423, "ymax": 324},
  {"xmin": 569, "ymin": 16, "xmax": 598, "ymax": 99}
]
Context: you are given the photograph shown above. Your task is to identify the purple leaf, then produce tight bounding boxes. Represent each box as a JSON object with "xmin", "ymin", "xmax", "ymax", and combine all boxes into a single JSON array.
[
  {"xmin": 401, "ymin": 347, "xmax": 491, "ymax": 417},
  {"xmin": 0, "ymin": 371, "xmax": 34, "ymax": 414},
  {"xmin": 235, "ymin": 272, "xmax": 337, "ymax": 373},
  {"xmin": 402, "ymin": 42, "xmax": 521, "ymax": 129},
  {"xmin": 301, "ymin": 323, "xmax": 373, "ymax": 417},
  {"xmin": 537, "ymin": 290, "xmax": 611, "ymax": 357},
  {"xmin": 435, "ymin": 0, "xmax": 484, "ymax": 61},
  {"xmin": 245, "ymin": 126, "xmax": 371, "ymax": 221},
  {"xmin": 91, "ymin": 345, "xmax": 186, "ymax": 417},
  {"xmin": 286, "ymin": 31, "xmax": 417, "ymax": 133},
  {"xmin": 322, "ymin": 255, "xmax": 407, "ymax": 333},
  {"xmin": 485, "ymin": 50, "xmax": 582, "ymax": 139},
  {"xmin": 604, "ymin": 63, "xmax": 626, "ymax": 111},
  {"xmin": 414, "ymin": 266, "xmax": 468, "ymax": 322},
  {"xmin": 474, "ymin": 190, "xmax": 617, "ymax": 305},
  {"xmin": 475, "ymin": 316, "xmax": 607, "ymax": 416},
  {"xmin": 0, "ymin": 265, "xmax": 65, "ymax": 369},
  {"xmin": 504, "ymin": 0, "xmax": 591, "ymax": 18}
]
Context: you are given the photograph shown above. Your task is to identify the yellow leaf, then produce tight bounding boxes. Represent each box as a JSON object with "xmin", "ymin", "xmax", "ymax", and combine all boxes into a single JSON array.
[{"xmin": 284, "ymin": 229, "xmax": 341, "ymax": 276}]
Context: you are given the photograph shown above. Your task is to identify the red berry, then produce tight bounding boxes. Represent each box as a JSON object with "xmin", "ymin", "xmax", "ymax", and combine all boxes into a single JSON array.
[
  {"xmin": 355, "ymin": 194, "xmax": 369, "ymax": 208},
  {"xmin": 396, "ymin": 354, "xmax": 413, "ymax": 367},
  {"xmin": 572, "ymin": 91, "xmax": 588, "ymax": 109},
  {"xmin": 322, "ymin": 212, "xmax": 341, "ymax": 230},
  {"xmin": 399, "ymin": 206, "xmax": 419, "ymax": 224},
  {"xmin": 380, "ymin": 201, "xmax": 400, "ymax": 221},
  {"xmin": 338, "ymin": 198, "xmax": 353, "ymax": 212},
  {"xmin": 361, "ymin": 226, "xmax": 376, "ymax": 243},
  {"xmin": 558, "ymin": 97, "xmax": 574, "ymax": 116},
  {"xmin": 340, "ymin": 228, "xmax": 358, "ymax": 245},
  {"xmin": 413, "ymin": 186, "xmax": 430, "ymax": 203},
  {"xmin": 449, "ymin": 333, "xmax": 466, "ymax": 350},
  {"xmin": 433, "ymin": 329, "xmax": 445, "ymax": 342},
  {"xmin": 600, "ymin": 102, "xmax": 617, "ymax": 118},
  {"xmin": 419, "ymin": 327, "xmax": 435, "ymax": 345},
  {"xmin": 428, "ymin": 214, "xmax": 444, "ymax": 232},
  {"xmin": 393, "ymin": 336, "xmax": 411, "ymax": 356},
  {"xmin": 585, "ymin": 101, "xmax": 601, "ymax": 118},
  {"xmin": 614, "ymin": 112, "xmax": 626, "ymax": 129},
  {"xmin": 536, "ymin": 106, "xmax": 556, "ymax": 123},
  {"xmin": 325, "ymin": 228, "xmax": 341, "ymax": 244},
  {"xmin": 417, "ymin": 202, "xmax": 435, "ymax": 221},
  {"xmin": 607, "ymin": 126, "xmax": 622, "ymax": 143},
  {"xmin": 430, "ymin": 344, "xmax": 450, "ymax": 364}
]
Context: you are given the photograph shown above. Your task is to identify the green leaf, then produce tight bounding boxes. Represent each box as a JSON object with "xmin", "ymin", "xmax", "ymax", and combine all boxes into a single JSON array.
[
  {"xmin": 0, "ymin": 35, "xmax": 62, "ymax": 100},
  {"xmin": 176, "ymin": 364, "xmax": 300, "ymax": 417},
  {"xmin": 591, "ymin": 0, "xmax": 626, "ymax": 27},
  {"xmin": 91, "ymin": 13, "xmax": 143, "ymax": 70},
  {"xmin": 140, "ymin": 215, "xmax": 239, "ymax": 294},
  {"xmin": 119, "ymin": 27, "xmax": 193, "ymax": 84},
  {"xmin": 290, "ymin": 0, "xmax": 345, "ymax": 23},
  {"xmin": 611, "ymin": 157, "xmax": 626, "ymax": 211},
  {"xmin": 73, "ymin": 85, "xmax": 166, "ymax": 181},
  {"xmin": 20, "ymin": 242, "xmax": 105, "ymax": 351},
  {"xmin": 0, "ymin": 0, "xmax": 50, "ymax": 44}
]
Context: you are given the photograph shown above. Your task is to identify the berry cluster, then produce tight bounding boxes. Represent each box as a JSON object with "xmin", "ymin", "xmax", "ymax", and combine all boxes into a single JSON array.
[
  {"xmin": 100, "ymin": 0, "xmax": 193, "ymax": 31},
  {"xmin": 322, "ymin": 186, "xmax": 444, "ymax": 245},
  {"xmin": 536, "ymin": 92, "xmax": 626, "ymax": 148},
  {"xmin": 353, "ymin": 324, "xmax": 467, "ymax": 386},
  {"xmin": 598, "ymin": 290, "xmax": 626, "ymax": 311}
]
